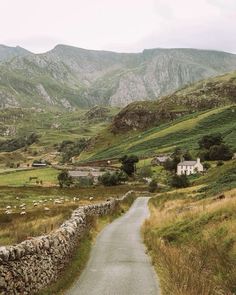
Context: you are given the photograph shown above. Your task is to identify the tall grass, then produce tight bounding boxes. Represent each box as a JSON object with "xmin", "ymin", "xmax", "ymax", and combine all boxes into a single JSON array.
[{"xmin": 143, "ymin": 194, "xmax": 236, "ymax": 295}]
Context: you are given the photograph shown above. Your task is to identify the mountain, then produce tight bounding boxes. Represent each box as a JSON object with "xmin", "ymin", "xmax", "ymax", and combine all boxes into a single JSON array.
[
  {"xmin": 0, "ymin": 45, "xmax": 31, "ymax": 62},
  {"xmin": 111, "ymin": 71, "xmax": 236, "ymax": 133},
  {"xmin": 1, "ymin": 45, "xmax": 236, "ymax": 109}
]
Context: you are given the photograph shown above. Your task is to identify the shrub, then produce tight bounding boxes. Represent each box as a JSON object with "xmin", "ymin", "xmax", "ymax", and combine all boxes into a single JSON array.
[
  {"xmin": 138, "ymin": 166, "xmax": 153, "ymax": 178},
  {"xmin": 171, "ymin": 174, "xmax": 189, "ymax": 188},
  {"xmin": 148, "ymin": 179, "xmax": 158, "ymax": 193},
  {"xmin": 120, "ymin": 155, "xmax": 139, "ymax": 176},
  {"xmin": 208, "ymin": 144, "xmax": 233, "ymax": 161},
  {"xmin": 203, "ymin": 162, "xmax": 211, "ymax": 170},
  {"xmin": 98, "ymin": 171, "xmax": 128, "ymax": 186},
  {"xmin": 58, "ymin": 170, "xmax": 73, "ymax": 188},
  {"xmin": 198, "ymin": 133, "xmax": 223, "ymax": 150},
  {"xmin": 217, "ymin": 160, "xmax": 224, "ymax": 166}
]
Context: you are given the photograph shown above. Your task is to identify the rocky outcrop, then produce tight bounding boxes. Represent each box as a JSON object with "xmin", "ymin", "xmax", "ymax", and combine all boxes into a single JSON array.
[
  {"xmin": 0, "ymin": 191, "xmax": 134, "ymax": 295},
  {"xmin": 111, "ymin": 71, "xmax": 236, "ymax": 133}
]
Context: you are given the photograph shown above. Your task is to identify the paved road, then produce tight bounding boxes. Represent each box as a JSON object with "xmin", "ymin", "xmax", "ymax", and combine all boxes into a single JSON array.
[{"xmin": 66, "ymin": 197, "xmax": 159, "ymax": 295}]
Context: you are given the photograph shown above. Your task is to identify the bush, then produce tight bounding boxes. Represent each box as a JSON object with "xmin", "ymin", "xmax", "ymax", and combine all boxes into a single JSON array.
[
  {"xmin": 148, "ymin": 179, "xmax": 158, "ymax": 193},
  {"xmin": 58, "ymin": 170, "xmax": 73, "ymax": 188},
  {"xmin": 171, "ymin": 174, "xmax": 189, "ymax": 188},
  {"xmin": 98, "ymin": 171, "xmax": 128, "ymax": 186},
  {"xmin": 203, "ymin": 162, "xmax": 211, "ymax": 170},
  {"xmin": 208, "ymin": 144, "xmax": 233, "ymax": 161},
  {"xmin": 138, "ymin": 166, "xmax": 153, "ymax": 178},
  {"xmin": 217, "ymin": 160, "xmax": 224, "ymax": 166},
  {"xmin": 120, "ymin": 155, "xmax": 139, "ymax": 176},
  {"xmin": 198, "ymin": 133, "xmax": 223, "ymax": 150}
]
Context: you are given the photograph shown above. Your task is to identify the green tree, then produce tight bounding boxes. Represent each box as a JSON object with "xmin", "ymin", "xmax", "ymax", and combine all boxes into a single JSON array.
[
  {"xmin": 208, "ymin": 144, "xmax": 233, "ymax": 161},
  {"xmin": 120, "ymin": 155, "xmax": 139, "ymax": 176},
  {"xmin": 148, "ymin": 179, "xmax": 158, "ymax": 193},
  {"xmin": 198, "ymin": 133, "xmax": 223, "ymax": 150},
  {"xmin": 171, "ymin": 174, "xmax": 189, "ymax": 188},
  {"xmin": 57, "ymin": 170, "xmax": 73, "ymax": 188}
]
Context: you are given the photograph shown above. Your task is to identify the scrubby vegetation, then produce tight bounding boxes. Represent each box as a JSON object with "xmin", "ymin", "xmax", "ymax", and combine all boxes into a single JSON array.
[
  {"xmin": 0, "ymin": 133, "xmax": 39, "ymax": 152},
  {"xmin": 143, "ymin": 160, "xmax": 236, "ymax": 295}
]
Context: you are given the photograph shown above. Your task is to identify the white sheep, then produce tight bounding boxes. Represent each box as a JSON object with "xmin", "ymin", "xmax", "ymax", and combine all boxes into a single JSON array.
[
  {"xmin": 5, "ymin": 210, "xmax": 12, "ymax": 215},
  {"xmin": 6, "ymin": 205, "xmax": 11, "ymax": 209},
  {"xmin": 44, "ymin": 207, "xmax": 50, "ymax": 211},
  {"xmin": 20, "ymin": 211, "xmax": 26, "ymax": 215}
]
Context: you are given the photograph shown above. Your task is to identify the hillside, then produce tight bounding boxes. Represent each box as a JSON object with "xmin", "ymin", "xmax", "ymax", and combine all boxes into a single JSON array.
[
  {"xmin": 80, "ymin": 105, "xmax": 236, "ymax": 162},
  {"xmin": 112, "ymin": 71, "xmax": 236, "ymax": 133},
  {"xmin": 0, "ymin": 45, "xmax": 31, "ymax": 62},
  {"xmin": 0, "ymin": 106, "xmax": 119, "ymax": 166},
  {"xmin": 1, "ymin": 45, "xmax": 236, "ymax": 109}
]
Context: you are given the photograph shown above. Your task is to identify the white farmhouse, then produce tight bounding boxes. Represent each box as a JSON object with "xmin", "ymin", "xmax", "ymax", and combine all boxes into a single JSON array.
[{"xmin": 177, "ymin": 158, "xmax": 203, "ymax": 175}]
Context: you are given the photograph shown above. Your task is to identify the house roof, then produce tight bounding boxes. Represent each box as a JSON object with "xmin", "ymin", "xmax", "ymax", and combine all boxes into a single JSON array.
[
  {"xmin": 177, "ymin": 161, "xmax": 197, "ymax": 166},
  {"xmin": 68, "ymin": 171, "xmax": 104, "ymax": 178},
  {"xmin": 156, "ymin": 156, "xmax": 171, "ymax": 162}
]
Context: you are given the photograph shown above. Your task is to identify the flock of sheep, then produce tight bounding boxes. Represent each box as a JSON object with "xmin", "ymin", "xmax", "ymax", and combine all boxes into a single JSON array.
[{"xmin": 4, "ymin": 196, "xmax": 94, "ymax": 215}]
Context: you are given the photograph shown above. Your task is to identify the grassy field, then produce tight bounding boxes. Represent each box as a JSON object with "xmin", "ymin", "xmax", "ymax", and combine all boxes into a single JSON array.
[
  {"xmin": 0, "ymin": 183, "xmax": 146, "ymax": 246},
  {"xmin": 0, "ymin": 167, "xmax": 59, "ymax": 186},
  {"xmin": 143, "ymin": 160, "xmax": 236, "ymax": 295},
  {"xmin": 80, "ymin": 105, "xmax": 236, "ymax": 162}
]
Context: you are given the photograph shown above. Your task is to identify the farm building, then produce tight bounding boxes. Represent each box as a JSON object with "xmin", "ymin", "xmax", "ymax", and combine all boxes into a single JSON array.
[
  {"xmin": 177, "ymin": 158, "xmax": 203, "ymax": 175},
  {"xmin": 151, "ymin": 155, "xmax": 171, "ymax": 166}
]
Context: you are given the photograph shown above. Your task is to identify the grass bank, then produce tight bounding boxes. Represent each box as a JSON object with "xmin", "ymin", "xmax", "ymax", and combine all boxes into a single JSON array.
[{"xmin": 143, "ymin": 188, "xmax": 236, "ymax": 295}]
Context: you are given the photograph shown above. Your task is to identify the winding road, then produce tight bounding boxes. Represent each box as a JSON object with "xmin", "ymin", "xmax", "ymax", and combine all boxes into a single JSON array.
[{"xmin": 66, "ymin": 197, "xmax": 159, "ymax": 295}]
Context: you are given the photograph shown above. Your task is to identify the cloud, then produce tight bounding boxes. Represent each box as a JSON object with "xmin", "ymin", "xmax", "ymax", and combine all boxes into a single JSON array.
[{"xmin": 0, "ymin": 0, "xmax": 235, "ymax": 53}]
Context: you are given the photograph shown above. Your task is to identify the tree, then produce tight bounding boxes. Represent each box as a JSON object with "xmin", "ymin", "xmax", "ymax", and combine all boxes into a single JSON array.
[
  {"xmin": 171, "ymin": 174, "xmax": 189, "ymax": 188},
  {"xmin": 198, "ymin": 133, "xmax": 223, "ymax": 150},
  {"xmin": 99, "ymin": 171, "xmax": 128, "ymax": 186},
  {"xmin": 57, "ymin": 170, "xmax": 73, "ymax": 188},
  {"xmin": 148, "ymin": 179, "xmax": 158, "ymax": 193},
  {"xmin": 120, "ymin": 155, "xmax": 139, "ymax": 176},
  {"xmin": 208, "ymin": 144, "xmax": 233, "ymax": 161}
]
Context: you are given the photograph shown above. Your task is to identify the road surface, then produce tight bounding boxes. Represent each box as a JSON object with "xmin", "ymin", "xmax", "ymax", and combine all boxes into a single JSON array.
[{"xmin": 66, "ymin": 197, "xmax": 159, "ymax": 295}]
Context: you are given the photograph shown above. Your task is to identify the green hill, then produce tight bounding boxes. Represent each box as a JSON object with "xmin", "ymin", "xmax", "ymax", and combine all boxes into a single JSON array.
[
  {"xmin": 112, "ymin": 71, "xmax": 236, "ymax": 133},
  {"xmin": 80, "ymin": 105, "xmax": 236, "ymax": 161}
]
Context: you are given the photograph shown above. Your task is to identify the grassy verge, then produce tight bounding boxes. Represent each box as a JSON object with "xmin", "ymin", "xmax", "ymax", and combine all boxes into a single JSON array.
[
  {"xmin": 143, "ymin": 189, "xmax": 236, "ymax": 295},
  {"xmin": 39, "ymin": 194, "xmax": 136, "ymax": 295}
]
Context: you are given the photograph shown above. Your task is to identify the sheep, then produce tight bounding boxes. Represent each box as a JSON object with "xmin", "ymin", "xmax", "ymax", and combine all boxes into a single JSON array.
[
  {"xmin": 89, "ymin": 197, "xmax": 94, "ymax": 201},
  {"xmin": 44, "ymin": 207, "xmax": 50, "ymax": 211},
  {"xmin": 6, "ymin": 205, "xmax": 11, "ymax": 210},
  {"xmin": 19, "ymin": 204, "xmax": 26, "ymax": 208},
  {"xmin": 54, "ymin": 200, "xmax": 62, "ymax": 204},
  {"xmin": 33, "ymin": 203, "xmax": 38, "ymax": 207},
  {"xmin": 20, "ymin": 211, "xmax": 26, "ymax": 215},
  {"xmin": 5, "ymin": 210, "xmax": 12, "ymax": 215}
]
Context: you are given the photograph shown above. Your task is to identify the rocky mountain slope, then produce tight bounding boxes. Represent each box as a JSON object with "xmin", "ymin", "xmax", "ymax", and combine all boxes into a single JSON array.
[
  {"xmin": 0, "ymin": 45, "xmax": 31, "ymax": 62},
  {"xmin": 112, "ymin": 71, "xmax": 236, "ymax": 133},
  {"xmin": 1, "ymin": 45, "xmax": 236, "ymax": 109}
]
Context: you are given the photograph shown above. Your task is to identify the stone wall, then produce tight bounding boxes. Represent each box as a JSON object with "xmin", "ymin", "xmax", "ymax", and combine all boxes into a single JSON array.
[{"xmin": 0, "ymin": 191, "xmax": 134, "ymax": 295}]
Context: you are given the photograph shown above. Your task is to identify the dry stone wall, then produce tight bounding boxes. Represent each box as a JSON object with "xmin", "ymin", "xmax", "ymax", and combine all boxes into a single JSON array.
[{"xmin": 0, "ymin": 191, "xmax": 134, "ymax": 295}]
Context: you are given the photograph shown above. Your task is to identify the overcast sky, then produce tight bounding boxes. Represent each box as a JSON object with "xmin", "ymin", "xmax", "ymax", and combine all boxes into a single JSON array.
[{"xmin": 1, "ymin": 0, "xmax": 236, "ymax": 54}]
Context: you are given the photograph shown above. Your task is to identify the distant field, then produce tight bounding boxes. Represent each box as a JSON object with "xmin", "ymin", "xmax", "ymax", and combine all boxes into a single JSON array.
[
  {"xmin": 81, "ymin": 105, "xmax": 236, "ymax": 161},
  {"xmin": 0, "ymin": 167, "xmax": 59, "ymax": 186}
]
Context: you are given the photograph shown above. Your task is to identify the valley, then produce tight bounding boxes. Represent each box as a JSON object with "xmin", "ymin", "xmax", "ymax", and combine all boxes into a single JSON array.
[{"xmin": 0, "ymin": 44, "xmax": 236, "ymax": 295}]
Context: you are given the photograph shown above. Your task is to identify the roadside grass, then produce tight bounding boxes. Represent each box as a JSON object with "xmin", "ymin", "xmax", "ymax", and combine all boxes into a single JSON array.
[
  {"xmin": 143, "ymin": 183, "xmax": 236, "ymax": 295},
  {"xmin": 39, "ymin": 193, "xmax": 136, "ymax": 295}
]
